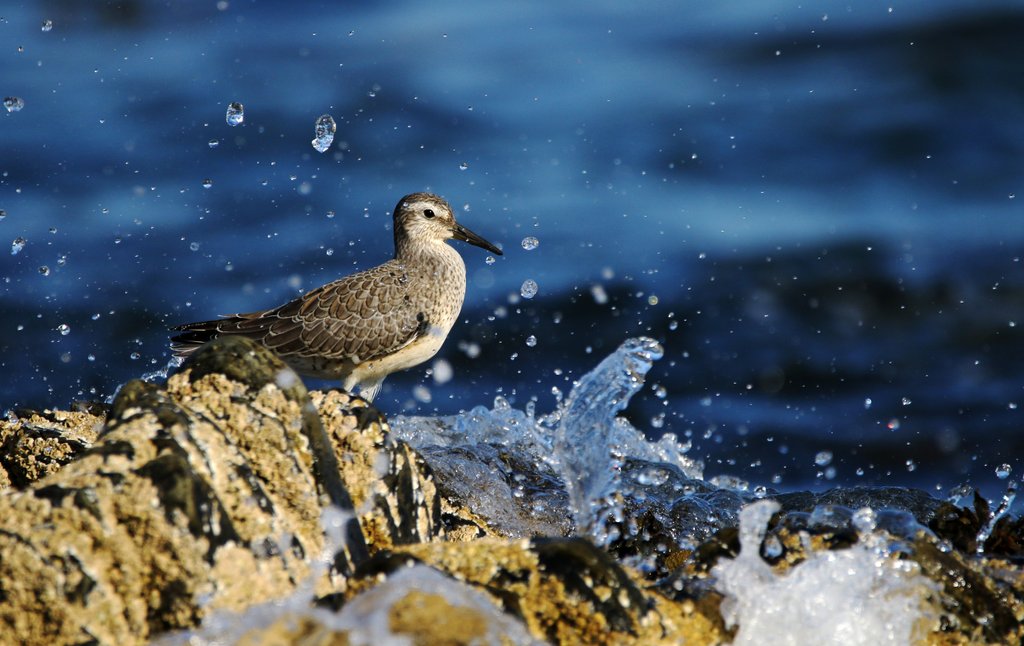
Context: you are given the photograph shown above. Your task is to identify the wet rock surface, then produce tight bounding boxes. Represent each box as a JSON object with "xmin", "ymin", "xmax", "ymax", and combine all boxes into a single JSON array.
[
  {"xmin": 0, "ymin": 407, "xmax": 101, "ymax": 488},
  {"xmin": 1, "ymin": 336, "xmax": 1022, "ymax": 645}
]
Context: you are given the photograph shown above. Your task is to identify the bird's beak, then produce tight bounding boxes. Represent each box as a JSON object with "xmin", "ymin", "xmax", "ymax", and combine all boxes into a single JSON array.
[{"xmin": 452, "ymin": 223, "xmax": 503, "ymax": 255}]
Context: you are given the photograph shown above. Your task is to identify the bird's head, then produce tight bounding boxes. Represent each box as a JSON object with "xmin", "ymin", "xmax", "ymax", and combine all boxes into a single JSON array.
[{"xmin": 393, "ymin": 192, "xmax": 503, "ymax": 257}]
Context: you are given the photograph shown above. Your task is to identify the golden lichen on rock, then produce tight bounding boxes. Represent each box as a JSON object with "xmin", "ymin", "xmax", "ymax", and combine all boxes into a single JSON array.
[
  {"xmin": 0, "ymin": 338, "xmax": 366, "ymax": 644},
  {"xmin": 312, "ymin": 388, "xmax": 445, "ymax": 554},
  {"xmin": 358, "ymin": 537, "xmax": 727, "ymax": 646},
  {"xmin": 0, "ymin": 407, "xmax": 102, "ymax": 488},
  {"xmin": 388, "ymin": 590, "xmax": 492, "ymax": 645}
]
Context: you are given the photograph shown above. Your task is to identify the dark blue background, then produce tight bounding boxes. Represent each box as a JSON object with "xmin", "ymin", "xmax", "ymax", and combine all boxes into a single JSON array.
[{"xmin": 2, "ymin": 1, "xmax": 1022, "ymax": 505}]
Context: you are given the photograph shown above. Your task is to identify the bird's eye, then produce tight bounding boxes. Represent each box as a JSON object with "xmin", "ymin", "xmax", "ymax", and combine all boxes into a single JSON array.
[{"xmin": 423, "ymin": 209, "xmax": 436, "ymax": 219}]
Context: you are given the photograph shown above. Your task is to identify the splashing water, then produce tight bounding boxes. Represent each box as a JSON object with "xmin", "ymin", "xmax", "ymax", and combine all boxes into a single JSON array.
[
  {"xmin": 141, "ymin": 355, "xmax": 184, "ymax": 385},
  {"xmin": 975, "ymin": 480, "xmax": 1018, "ymax": 554},
  {"xmin": 3, "ymin": 97, "xmax": 25, "ymax": 113},
  {"xmin": 552, "ymin": 337, "xmax": 664, "ymax": 541},
  {"xmin": 329, "ymin": 566, "xmax": 538, "ymax": 645},
  {"xmin": 713, "ymin": 500, "xmax": 937, "ymax": 646},
  {"xmin": 311, "ymin": 114, "xmax": 336, "ymax": 153},
  {"xmin": 225, "ymin": 101, "xmax": 244, "ymax": 126},
  {"xmin": 391, "ymin": 337, "xmax": 700, "ymax": 541},
  {"xmin": 520, "ymin": 279, "xmax": 538, "ymax": 299}
]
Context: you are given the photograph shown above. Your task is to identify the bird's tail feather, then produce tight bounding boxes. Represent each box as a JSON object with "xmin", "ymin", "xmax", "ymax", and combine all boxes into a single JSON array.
[{"xmin": 169, "ymin": 319, "xmax": 223, "ymax": 357}]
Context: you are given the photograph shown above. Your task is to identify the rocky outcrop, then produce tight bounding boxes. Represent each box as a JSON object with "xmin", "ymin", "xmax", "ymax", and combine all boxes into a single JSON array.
[
  {"xmin": 2, "ymin": 336, "xmax": 1022, "ymax": 645},
  {"xmin": 0, "ymin": 337, "xmax": 429, "ymax": 644}
]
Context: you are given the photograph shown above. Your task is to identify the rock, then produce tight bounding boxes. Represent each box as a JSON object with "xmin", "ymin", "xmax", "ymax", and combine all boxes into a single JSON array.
[
  {"xmin": 347, "ymin": 537, "xmax": 726, "ymax": 646},
  {"xmin": 313, "ymin": 389, "xmax": 444, "ymax": 553},
  {"xmin": 0, "ymin": 407, "xmax": 103, "ymax": 488},
  {"xmin": 0, "ymin": 337, "xmax": 400, "ymax": 644},
  {"xmin": 3, "ymin": 335, "xmax": 1022, "ymax": 646}
]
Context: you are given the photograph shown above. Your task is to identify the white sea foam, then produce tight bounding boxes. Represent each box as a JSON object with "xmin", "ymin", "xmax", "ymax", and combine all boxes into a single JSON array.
[{"xmin": 713, "ymin": 500, "xmax": 938, "ymax": 646}]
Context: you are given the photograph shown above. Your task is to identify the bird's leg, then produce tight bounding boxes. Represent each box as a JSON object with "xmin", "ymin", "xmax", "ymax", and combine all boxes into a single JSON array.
[{"xmin": 358, "ymin": 378, "xmax": 384, "ymax": 402}]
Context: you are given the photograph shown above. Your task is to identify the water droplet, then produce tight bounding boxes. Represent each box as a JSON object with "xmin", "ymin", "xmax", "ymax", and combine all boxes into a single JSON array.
[
  {"xmin": 887, "ymin": 418, "xmax": 901, "ymax": 430},
  {"xmin": 458, "ymin": 162, "xmax": 469, "ymax": 171},
  {"xmin": 325, "ymin": 248, "xmax": 333, "ymax": 256},
  {"xmin": 130, "ymin": 352, "xmax": 141, "ymax": 360},
  {"xmin": 3, "ymin": 97, "xmax": 25, "ymax": 113},
  {"xmin": 458, "ymin": 340, "xmax": 480, "ymax": 359},
  {"xmin": 668, "ymin": 320, "xmax": 678, "ymax": 331},
  {"xmin": 208, "ymin": 139, "xmax": 220, "ymax": 149},
  {"xmin": 41, "ymin": 19, "xmax": 53, "ymax": 32},
  {"xmin": 326, "ymin": 210, "xmax": 335, "ymax": 219},
  {"xmin": 10, "ymin": 237, "xmax": 26, "ymax": 255},
  {"xmin": 590, "ymin": 284, "xmax": 608, "ymax": 305},
  {"xmin": 647, "ymin": 294, "xmax": 659, "ymax": 306},
  {"xmin": 0, "ymin": 209, "xmax": 6, "ymax": 220},
  {"xmin": 996, "ymin": 464, "xmax": 1012, "ymax": 479},
  {"xmin": 520, "ymin": 279, "xmax": 538, "ymax": 299},
  {"xmin": 636, "ymin": 466, "xmax": 670, "ymax": 486},
  {"xmin": 38, "ymin": 265, "xmax": 49, "ymax": 276},
  {"xmin": 57, "ymin": 323, "xmax": 70, "ymax": 336},
  {"xmin": 864, "ymin": 397, "xmax": 873, "ymax": 409},
  {"xmin": 814, "ymin": 450, "xmax": 833, "ymax": 466},
  {"xmin": 48, "ymin": 227, "xmax": 57, "ymax": 234},
  {"xmin": 432, "ymin": 358, "xmax": 453, "ymax": 384},
  {"xmin": 484, "ymin": 255, "xmax": 495, "ymax": 265},
  {"xmin": 852, "ymin": 507, "xmax": 877, "ymax": 534},
  {"xmin": 56, "ymin": 254, "xmax": 67, "ymax": 266},
  {"xmin": 225, "ymin": 101, "xmax": 244, "ymax": 126},
  {"xmin": 762, "ymin": 534, "xmax": 783, "ymax": 558},
  {"xmin": 311, "ymin": 114, "xmax": 336, "ymax": 153},
  {"xmin": 189, "ymin": 242, "xmax": 200, "ymax": 251},
  {"xmin": 525, "ymin": 335, "xmax": 537, "ymax": 347},
  {"xmin": 202, "ymin": 178, "xmax": 213, "ymax": 189},
  {"xmin": 521, "ymin": 236, "xmax": 539, "ymax": 251}
]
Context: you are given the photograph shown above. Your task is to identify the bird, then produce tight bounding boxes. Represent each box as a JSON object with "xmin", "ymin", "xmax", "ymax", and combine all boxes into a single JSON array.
[{"xmin": 170, "ymin": 192, "xmax": 502, "ymax": 402}]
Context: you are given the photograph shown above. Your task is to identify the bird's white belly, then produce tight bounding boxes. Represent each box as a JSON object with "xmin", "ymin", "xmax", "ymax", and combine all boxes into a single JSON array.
[{"xmin": 348, "ymin": 324, "xmax": 449, "ymax": 386}]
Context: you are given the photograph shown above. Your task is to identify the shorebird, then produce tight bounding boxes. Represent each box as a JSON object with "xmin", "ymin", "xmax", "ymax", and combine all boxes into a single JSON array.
[{"xmin": 170, "ymin": 192, "xmax": 502, "ymax": 401}]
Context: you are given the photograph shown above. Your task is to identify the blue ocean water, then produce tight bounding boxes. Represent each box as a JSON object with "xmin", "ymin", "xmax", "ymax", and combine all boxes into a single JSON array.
[{"xmin": 2, "ymin": 1, "xmax": 1022, "ymax": 504}]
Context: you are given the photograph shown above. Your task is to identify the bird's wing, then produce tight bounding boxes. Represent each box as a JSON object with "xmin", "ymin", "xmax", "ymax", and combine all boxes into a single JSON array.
[{"xmin": 219, "ymin": 262, "xmax": 427, "ymax": 363}]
